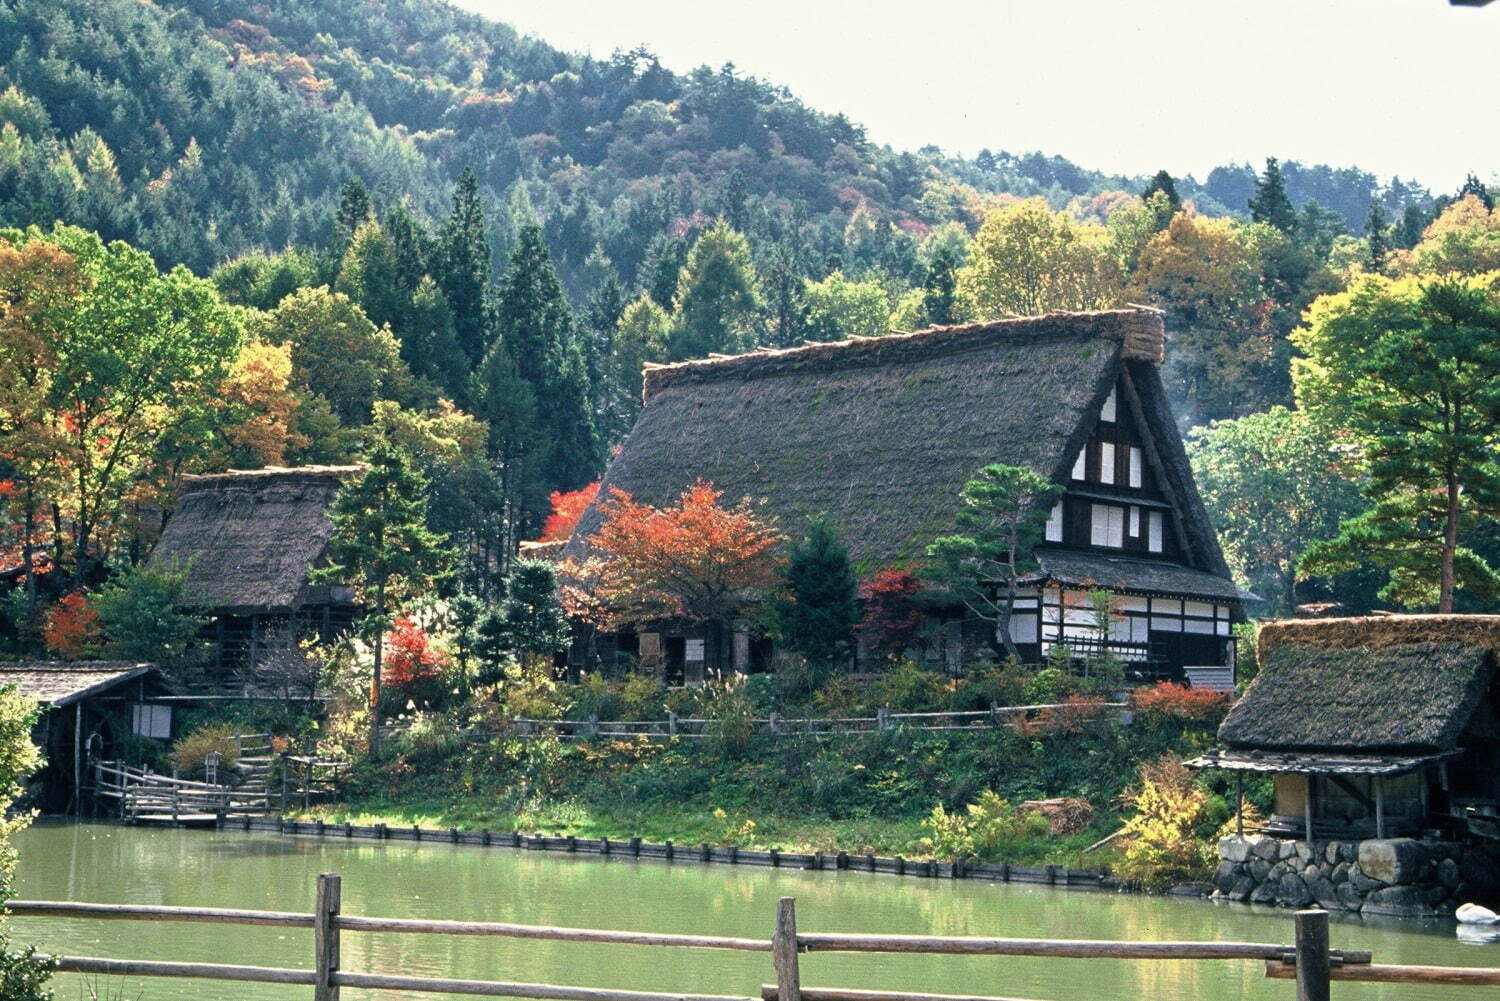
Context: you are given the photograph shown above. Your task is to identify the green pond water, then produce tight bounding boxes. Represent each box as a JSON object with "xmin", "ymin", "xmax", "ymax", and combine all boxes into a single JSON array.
[{"xmin": 12, "ymin": 819, "xmax": 1500, "ymax": 1001}]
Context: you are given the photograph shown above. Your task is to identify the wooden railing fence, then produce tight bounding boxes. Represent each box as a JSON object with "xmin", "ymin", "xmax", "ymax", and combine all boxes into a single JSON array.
[
  {"xmin": 13, "ymin": 876, "xmax": 1500, "ymax": 1001},
  {"xmin": 92, "ymin": 761, "xmax": 272, "ymax": 822},
  {"xmin": 447, "ymin": 703, "xmax": 1130, "ymax": 743}
]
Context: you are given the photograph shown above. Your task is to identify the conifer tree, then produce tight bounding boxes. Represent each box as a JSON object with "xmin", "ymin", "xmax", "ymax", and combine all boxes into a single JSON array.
[
  {"xmin": 923, "ymin": 243, "xmax": 960, "ymax": 326},
  {"xmin": 1142, "ymin": 170, "xmax": 1182, "ymax": 213},
  {"xmin": 1249, "ymin": 157, "xmax": 1298, "ymax": 235},
  {"xmin": 493, "ymin": 224, "xmax": 601, "ymax": 502},
  {"xmin": 670, "ymin": 222, "xmax": 759, "ymax": 359},
  {"xmin": 499, "ymin": 559, "xmax": 571, "ymax": 673},
  {"xmin": 775, "ymin": 516, "xmax": 859, "ymax": 669},
  {"xmin": 334, "ymin": 177, "xmax": 372, "ymax": 251},
  {"xmin": 318, "ymin": 440, "xmax": 453, "ymax": 755},
  {"xmin": 438, "ymin": 167, "xmax": 492, "ymax": 367},
  {"xmin": 1363, "ymin": 202, "xmax": 1391, "ymax": 272},
  {"xmin": 1459, "ymin": 173, "xmax": 1494, "ymax": 211}
]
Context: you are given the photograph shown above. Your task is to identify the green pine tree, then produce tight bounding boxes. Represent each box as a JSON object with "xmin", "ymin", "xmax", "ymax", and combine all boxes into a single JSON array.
[
  {"xmin": 499, "ymin": 559, "xmax": 572, "ymax": 673},
  {"xmin": 1249, "ymin": 157, "xmax": 1298, "ymax": 235},
  {"xmin": 494, "ymin": 224, "xmax": 601, "ymax": 502},
  {"xmin": 775, "ymin": 516, "xmax": 859, "ymax": 669},
  {"xmin": 923, "ymin": 243, "xmax": 960, "ymax": 326},
  {"xmin": 316, "ymin": 441, "xmax": 454, "ymax": 755},
  {"xmin": 1363, "ymin": 202, "xmax": 1391, "ymax": 272},
  {"xmin": 438, "ymin": 167, "xmax": 493, "ymax": 367}
]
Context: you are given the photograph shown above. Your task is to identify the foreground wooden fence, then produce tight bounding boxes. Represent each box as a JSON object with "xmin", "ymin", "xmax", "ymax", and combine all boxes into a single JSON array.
[{"xmin": 13, "ymin": 876, "xmax": 1500, "ymax": 1000}]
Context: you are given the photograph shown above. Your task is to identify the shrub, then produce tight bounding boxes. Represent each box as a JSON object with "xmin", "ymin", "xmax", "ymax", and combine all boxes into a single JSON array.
[
  {"xmin": 619, "ymin": 673, "xmax": 666, "ymax": 717},
  {"xmin": 171, "ymin": 724, "xmax": 241, "ymax": 775},
  {"xmin": 1127, "ymin": 682, "xmax": 1231, "ymax": 725},
  {"xmin": 1021, "ymin": 666, "xmax": 1075, "ymax": 704},
  {"xmin": 872, "ymin": 660, "xmax": 946, "ymax": 712},
  {"xmin": 949, "ymin": 657, "xmax": 1029, "ymax": 710},
  {"xmin": 922, "ymin": 790, "xmax": 1049, "ymax": 862},
  {"xmin": 569, "ymin": 672, "xmax": 625, "ymax": 721},
  {"xmin": 500, "ymin": 661, "xmax": 565, "ymax": 720},
  {"xmin": 1113, "ymin": 754, "xmax": 1215, "ymax": 890}
]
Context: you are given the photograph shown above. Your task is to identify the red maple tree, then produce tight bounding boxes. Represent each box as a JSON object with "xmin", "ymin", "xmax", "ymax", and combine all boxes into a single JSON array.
[
  {"xmin": 539, "ymin": 480, "xmax": 600, "ymax": 542},
  {"xmin": 856, "ymin": 568, "xmax": 925, "ymax": 664},
  {"xmin": 43, "ymin": 591, "xmax": 100, "ymax": 660},
  {"xmin": 382, "ymin": 615, "xmax": 448, "ymax": 688},
  {"xmin": 589, "ymin": 481, "xmax": 785, "ymax": 629}
]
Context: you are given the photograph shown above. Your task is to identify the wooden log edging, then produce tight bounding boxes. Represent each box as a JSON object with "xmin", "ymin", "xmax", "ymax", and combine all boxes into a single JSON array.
[{"xmin": 204, "ymin": 817, "xmax": 1115, "ymax": 891}]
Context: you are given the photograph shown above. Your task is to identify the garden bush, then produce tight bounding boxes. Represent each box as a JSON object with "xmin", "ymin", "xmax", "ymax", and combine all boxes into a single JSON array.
[
  {"xmin": 922, "ymin": 791, "xmax": 1050, "ymax": 861},
  {"xmin": 170, "ymin": 723, "xmax": 241, "ymax": 774}
]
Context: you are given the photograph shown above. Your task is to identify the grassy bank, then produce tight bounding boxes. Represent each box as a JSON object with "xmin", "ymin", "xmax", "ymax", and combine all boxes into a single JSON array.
[{"xmin": 296, "ymin": 696, "xmax": 1244, "ymax": 869}]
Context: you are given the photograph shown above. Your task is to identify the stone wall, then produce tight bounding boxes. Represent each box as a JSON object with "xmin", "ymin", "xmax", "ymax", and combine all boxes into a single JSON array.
[{"xmin": 1213, "ymin": 835, "xmax": 1500, "ymax": 918}]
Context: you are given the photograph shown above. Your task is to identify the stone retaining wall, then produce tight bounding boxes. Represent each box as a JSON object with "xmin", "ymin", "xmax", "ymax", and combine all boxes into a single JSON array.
[{"xmin": 1213, "ymin": 835, "xmax": 1500, "ymax": 918}]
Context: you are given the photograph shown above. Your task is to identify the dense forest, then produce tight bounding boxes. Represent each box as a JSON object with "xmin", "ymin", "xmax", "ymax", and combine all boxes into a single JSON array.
[{"xmin": 2, "ymin": 0, "xmax": 1499, "ymax": 650}]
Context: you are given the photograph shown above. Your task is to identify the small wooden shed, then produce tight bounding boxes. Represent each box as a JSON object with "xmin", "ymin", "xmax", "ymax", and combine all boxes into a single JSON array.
[
  {"xmin": 1189, "ymin": 615, "xmax": 1500, "ymax": 842},
  {"xmin": 0, "ymin": 661, "xmax": 169, "ymax": 812}
]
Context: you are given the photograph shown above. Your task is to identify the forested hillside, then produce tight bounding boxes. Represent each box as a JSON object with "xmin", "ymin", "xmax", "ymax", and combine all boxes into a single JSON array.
[
  {"xmin": 0, "ymin": 0, "xmax": 1435, "ymax": 280},
  {"xmin": 3, "ymin": 0, "xmax": 1498, "ymax": 635}
]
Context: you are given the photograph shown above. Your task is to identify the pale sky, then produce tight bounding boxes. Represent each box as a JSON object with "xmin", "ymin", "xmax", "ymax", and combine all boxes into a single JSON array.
[{"xmin": 460, "ymin": 0, "xmax": 1499, "ymax": 193}]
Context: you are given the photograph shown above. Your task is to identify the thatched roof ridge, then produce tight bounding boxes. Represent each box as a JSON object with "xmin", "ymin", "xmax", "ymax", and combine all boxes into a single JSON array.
[
  {"xmin": 0, "ymin": 662, "xmax": 160, "ymax": 707},
  {"xmin": 150, "ymin": 465, "xmax": 360, "ymax": 614},
  {"xmin": 568, "ymin": 309, "xmax": 1228, "ymax": 584},
  {"xmin": 1219, "ymin": 616, "xmax": 1500, "ymax": 754},
  {"xmin": 642, "ymin": 309, "xmax": 1166, "ymax": 404}
]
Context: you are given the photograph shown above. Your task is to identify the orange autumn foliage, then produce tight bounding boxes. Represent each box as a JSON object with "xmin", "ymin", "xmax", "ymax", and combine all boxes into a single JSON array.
[
  {"xmin": 589, "ymin": 481, "xmax": 785, "ymax": 627},
  {"xmin": 43, "ymin": 591, "xmax": 100, "ymax": 659},
  {"xmin": 539, "ymin": 480, "xmax": 600, "ymax": 542},
  {"xmin": 1127, "ymin": 681, "xmax": 1231, "ymax": 724}
]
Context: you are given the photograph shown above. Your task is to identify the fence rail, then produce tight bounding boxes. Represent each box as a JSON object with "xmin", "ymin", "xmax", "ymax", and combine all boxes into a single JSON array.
[
  {"xmin": 493, "ymin": 703, "xmax": 1129, "ymax": 741},
  {"xmin": 14, "ymin": 875, "xmax": 1500, "ymax": 1001}
]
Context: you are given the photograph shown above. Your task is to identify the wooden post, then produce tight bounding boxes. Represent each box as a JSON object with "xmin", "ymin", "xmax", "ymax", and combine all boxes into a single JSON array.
[
  {"xmin": 1236, "ymin": 772, "xmax": 1245, "ymax": 838},
  {"xmin": 1294, "ymin": 909, "xmax": 1330, "ymax": 1001},
  {"xmin": 72, "ymin": 702, "xmax": 82, "ymax": 816},
  {"xmin": 314, "ymin": 873, "xmax": 341, "ymax": 1001},
  {"xmin": 1304, "ymin": 776, "xmax": 1314, "ymax": 846},
  {"xmin": 772, "ymin": 897, "xmax": 801, "ymax": 1001},
  {"xmin": 1374, "ymin": 776, "xmax": 1386, "ymax": 840}
]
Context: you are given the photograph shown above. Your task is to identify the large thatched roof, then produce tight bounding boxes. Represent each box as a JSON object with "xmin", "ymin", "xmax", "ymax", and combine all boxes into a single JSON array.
[
  {"xmin": 0, "ymin": 662, "xmax": 160, "ymax": 707},
  {"xmin": 149, "ymin": 466, "xmax": 361, "ymax": 614},
  {"xmin": 1218, "ymin": 615, "xmax": 1500, "ymax": 754},
  {"xmin": 568, "ymin": 309, "xmax": 1230, "ymax": 581}
]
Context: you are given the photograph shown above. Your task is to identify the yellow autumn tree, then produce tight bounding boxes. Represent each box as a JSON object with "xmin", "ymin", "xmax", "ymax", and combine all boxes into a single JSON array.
[
  {"xmin": 1391, "ymin": 194, "xmax": 1500, "ymax": 277},
  {"xmin": 955, "ymin": 198, "xmax": 1123, "ymax": 318},
  {"xmin": 1114, "ymin": 754, "xmax": 1215, "ymax": 890}
]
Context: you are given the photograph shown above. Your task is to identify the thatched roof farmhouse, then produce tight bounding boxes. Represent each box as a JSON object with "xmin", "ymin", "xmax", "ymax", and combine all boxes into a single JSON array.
[
  {"xmin": 1190, "ymin": 615, "xmax": 1500, "ymax": 842},
  {"xmin": 149, "ymin": 466, "xmax": 361, "ymax": 687},
  {"xmin": 568, "ymin": 308, "xmax": 1246, "ymax": 681}
]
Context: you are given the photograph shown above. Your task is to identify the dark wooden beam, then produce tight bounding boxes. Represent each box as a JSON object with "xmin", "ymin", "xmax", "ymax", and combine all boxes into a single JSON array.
[{"xmin": 1117, "ymin": 365, "xmax": 1193, "ymax": 559}]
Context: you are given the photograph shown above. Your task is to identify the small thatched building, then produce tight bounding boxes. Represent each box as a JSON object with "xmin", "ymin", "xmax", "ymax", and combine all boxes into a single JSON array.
[
  {"xmin": 0, "ymin": 661, "xmax": 169, "ymax": 812},
  {"xmin": 1190, "ymin": 615, "xmax": 1500, "ymax": 842},
  {"xmin": 149, "ymin": 466, "xmax": 361, "ymax": 687},
  {"xmin": 566, "ymin": 308, "xmax": 1246, "ymax": 682}
]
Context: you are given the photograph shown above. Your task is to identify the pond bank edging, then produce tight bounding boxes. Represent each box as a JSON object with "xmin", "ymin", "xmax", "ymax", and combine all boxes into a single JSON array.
[{"xmin": 194, "ymin": 814, "xmax": 1120, "ymax": 891}]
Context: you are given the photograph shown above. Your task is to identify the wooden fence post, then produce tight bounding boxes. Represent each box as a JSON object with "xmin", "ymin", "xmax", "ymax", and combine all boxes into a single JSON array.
[
  {"xmin": 1294, "ymin": 909, "xmax": 1330, "ymax": 1001},
  {"xmin": 772, "ymin": 897, "xmax": 801, "ymax": 1001},
  {"xmin": 314, "ymin": 872, "xmax": 341, "ymax": 1001}
]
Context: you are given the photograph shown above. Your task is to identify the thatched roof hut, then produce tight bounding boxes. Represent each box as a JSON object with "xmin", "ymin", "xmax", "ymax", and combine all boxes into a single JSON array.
[
  {"xmin": 1190, "ymin": 616, "xmax": 1500, "ymax": 841},
  {"xmin": 0, "ymin": 661, "xmax": 160, "ymax": 707},
  {"xmin": 570, "ymin": 309, "xmax": 1225, "ymax": 572},
  {"xmin": 151, "ymin": 466, "xmax": 361, "ymax": 615},
  {"xmin": 567, "ymin": 308, "xmax": 1243, "ymax": 679}
]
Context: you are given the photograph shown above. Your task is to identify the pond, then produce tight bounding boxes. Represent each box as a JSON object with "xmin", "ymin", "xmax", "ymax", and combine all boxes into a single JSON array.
[{"xmin": 12, "ymin": 820, "xmax": 1499, "ymax": 1001}]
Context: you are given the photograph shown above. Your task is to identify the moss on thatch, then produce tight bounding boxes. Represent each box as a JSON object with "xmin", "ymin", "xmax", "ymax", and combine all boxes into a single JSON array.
[
  {"xmin": 149, "ymin": 466, "xmax": 361, "ymax": 614},
  {"xmin": 1219, "ymin": 616, "xmax": 1500, "ymax": 754},
  {"xmin": 570, "ymin": 309, "xmax": 1228, "ymax": 580}
]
